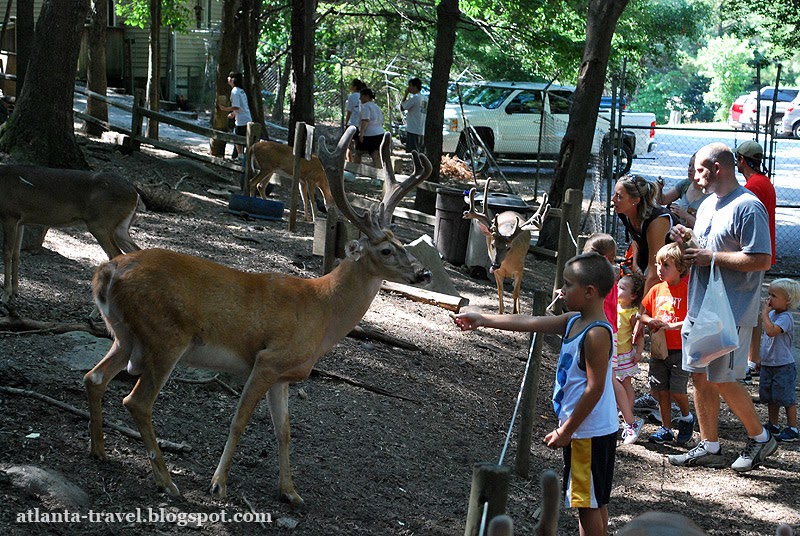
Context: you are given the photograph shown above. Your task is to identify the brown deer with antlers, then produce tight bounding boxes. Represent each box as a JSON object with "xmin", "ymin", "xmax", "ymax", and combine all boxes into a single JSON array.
[
  {"xmin": 0, "ymin": 165, "xmax": 140, "ymax": 304},
  {"xmin": 463, "ymin": 179, "xmax": 549, "ymax": 314},
  {"xmin": 84, "ymin": 127, "xmax": 432, "ymax": 506}
]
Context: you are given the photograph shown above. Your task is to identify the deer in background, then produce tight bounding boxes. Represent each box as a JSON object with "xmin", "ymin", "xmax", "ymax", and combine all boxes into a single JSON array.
[
  {"xmin": 0, "ymin": 165, "xmax": 140, "ymax": 304},
  {"xmin": 84, "ymin": 127, "xmax": 432, "ymax": 506},
  {"xmin": 247, "ymin": 140, "xmax": 334, "ymax": 222},
  {"xmin": 463, "ymin": 178, "xmax": 549, "ymax": 314}
]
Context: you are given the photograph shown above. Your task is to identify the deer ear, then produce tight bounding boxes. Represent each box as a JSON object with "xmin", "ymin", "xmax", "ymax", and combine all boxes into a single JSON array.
[
  {"xmin": 345, "ymin": 240, "xmax": 364, "ymax": 261},
  {"xmin": 478, "ymin": 222, "xmax": 491, "ymax": 236}
]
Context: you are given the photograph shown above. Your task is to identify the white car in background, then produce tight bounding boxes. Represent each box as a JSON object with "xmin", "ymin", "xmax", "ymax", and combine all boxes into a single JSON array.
[
  {"xmin": 728, "ymin": 92, "xmax": 755, "ymax": 129},
  {"xmin": 738, "ymin": 86, "xmax": 800, "ymax": 132},
  {"xmin": 780, "ymin": 95, "xmax": 800, "ymax": 138}
]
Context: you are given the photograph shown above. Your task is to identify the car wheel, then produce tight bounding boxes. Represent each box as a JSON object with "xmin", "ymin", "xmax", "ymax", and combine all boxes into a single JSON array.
[
  {"xmin": 793, "ymin": 122, "xmax": 800, "ymax": 139},
  {"xmin": 602, "ymin": 138, "xmax": 633, "ymax": 177},
  {"xmin": 456, "ymin": 130, "xmax": 492, "ymax": 173}
]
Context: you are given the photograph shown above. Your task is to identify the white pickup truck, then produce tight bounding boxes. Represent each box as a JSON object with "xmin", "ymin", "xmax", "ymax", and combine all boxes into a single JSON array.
[{"xmin": 442, "ymin": 81, "xmax": 656, "ymax": 174}]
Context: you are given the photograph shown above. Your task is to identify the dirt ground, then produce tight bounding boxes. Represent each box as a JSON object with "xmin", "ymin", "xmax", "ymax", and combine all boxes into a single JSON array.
[{"xmin": 0, "ymin": 133, "xmax": 798, "ymax": 535}]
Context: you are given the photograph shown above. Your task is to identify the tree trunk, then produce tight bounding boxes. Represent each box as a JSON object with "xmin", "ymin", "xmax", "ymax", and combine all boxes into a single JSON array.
[
  {"xmin": 539, "ymin": 0, "xmax": 629, "ymax": 249},
  {"xmin": 423, "ymin": 0, "xmax": 459, "ymax": 181},
  {"xmin": 145, "ymin": 0, "xmax": 161, "ymax": 139},
  {"xmin": 240, "ymin": 0, "xmax": 264, "ymax": 127},
  {"xmin": 289, "ymin": 0, "xmax": 314, "ymax": 146},
  {"xmin": 211, "ymin": 0, "xmax": 242, "ymax": 157},
  {"xmin": 0, "ymin": 0, "xmax": 89, "ymax": 168},
  {"xmin": 272, "ymin": 52, "xmax": 291, "ymax": 124},
  {"xmin": 85, "ymin": 0, "xmax": 108, "ymax": 137},
  {"xmin": 15, "ymin": 0, "xmax": 34, "ymax": 97}
]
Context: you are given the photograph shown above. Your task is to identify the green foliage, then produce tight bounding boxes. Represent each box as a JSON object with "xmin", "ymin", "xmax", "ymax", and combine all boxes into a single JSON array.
[
  {"xmin": 694, "ymin": 35, "xmax": 752, "ymax": 119},
  {"xmin": 116, "ymin": 0, "xmax": 192, "ymax": 32}
]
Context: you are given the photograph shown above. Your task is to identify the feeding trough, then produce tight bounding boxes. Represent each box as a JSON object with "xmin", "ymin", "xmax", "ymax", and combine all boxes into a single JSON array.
[{"xmin": 227, "ymin": 194, "xmax": 284, "ymax": 221}]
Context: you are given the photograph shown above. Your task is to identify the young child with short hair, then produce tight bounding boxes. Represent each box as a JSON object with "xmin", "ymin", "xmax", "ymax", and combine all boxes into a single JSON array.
[
  {"xmin": 454, "ymin": 253, "xmax": 617, "ymax": 536},
  {"xmin": 583, "ymin": 234, "xmax": 643, "ymax": 445},
  {"xmin": 639, "ymin": 243, "xmax": 695, "ymax": 445},
  {"xmin": 616, "ymin": 272, "xmax": 646, "ymax": 444},
  {"xmin": 760, "ymin": 278, "xmax": 800, "ymax": 442}
]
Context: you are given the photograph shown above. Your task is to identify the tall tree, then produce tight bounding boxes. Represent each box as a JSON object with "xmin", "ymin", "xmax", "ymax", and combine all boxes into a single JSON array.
[
  {"xmin": 0, "ymin": 0, "xmax": 89, "ymax": 167},
  {"xmin": 85, "ymin": 0, "xmax": 109, "ymax": 136},
  {"xmin": 289, "ymin": 0, "xmax": 314, "ymax": 145},
  {"xmin": 145, "ymin": 0, "xmax": 161, "ymax": 139},
  {"xmin": 540, "ymin": 0, "xmax": 629, "ymax": 248},
  {"xmin": 423, "ymin": 0, "xmax": 460, "ymax": 181},
  {"xmin": 241, "ymin": 0, "xmax": 265, "ymax": 126},
  {"xmin": 211, "ymin": 0, "xmax": 242, "ymax": 157},
  {"xmin": 15, "ymin": 0, "xmax": 34, "ymax": 97}
]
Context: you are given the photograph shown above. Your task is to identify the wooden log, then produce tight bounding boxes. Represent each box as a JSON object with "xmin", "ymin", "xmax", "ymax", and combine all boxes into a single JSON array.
[{"xmin": 380, "ymin": 281, "xmax": 468, "ymax": 312}]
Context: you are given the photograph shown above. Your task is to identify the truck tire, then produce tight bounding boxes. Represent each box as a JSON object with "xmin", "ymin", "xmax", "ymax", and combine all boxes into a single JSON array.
[
  {"xmin": 456, "ymin": 128, "xmax": 493, "ymax": 174},
  {"xmin": 602, "ymin": 137, "xmax": 633, "ymax": 177}
]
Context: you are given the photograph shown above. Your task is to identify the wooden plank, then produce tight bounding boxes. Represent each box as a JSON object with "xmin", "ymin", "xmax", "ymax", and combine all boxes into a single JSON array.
[{"xmin": 380, "ymin": 281, "xmax": 468, "ymax": 312}]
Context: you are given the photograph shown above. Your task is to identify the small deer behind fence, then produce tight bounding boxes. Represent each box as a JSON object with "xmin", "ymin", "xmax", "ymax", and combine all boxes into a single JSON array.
[
  {"xmin": 463, "ymin": 179, "xmax": 549, "ymax": 314},
  {"xmin": 247, "ymin": 140, "xmax": 333, "ymax": 222}
]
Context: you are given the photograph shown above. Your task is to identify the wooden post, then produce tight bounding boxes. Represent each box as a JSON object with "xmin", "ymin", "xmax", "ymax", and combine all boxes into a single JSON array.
[
  {"xmin": 289, "ymin": 122, "xmax": 306, "ymax": 232},
  {"xmin": 322, "ymin": 212, "xmax": 339, "ymax": 275},
  {"xmin": 242, "ymin": 122, "xmax": 261, "ymax": 193},
  {"xmin": 552, "ymin": 188, "xmax": 582, "ymax": 299},
  {"xmin": 131, "ymin": 88, "xmax": 145, "ymax": 138},
  {"xmin": 464, "ymin": 463, "xmax": 510, "ymax": 536},
  {"xmin": 488, "ymin": 515, "xmax": 513, "ymax": 536},
  {"xmin": 514, "ymin": 289, "xmax": 549, "ymax": 478}
]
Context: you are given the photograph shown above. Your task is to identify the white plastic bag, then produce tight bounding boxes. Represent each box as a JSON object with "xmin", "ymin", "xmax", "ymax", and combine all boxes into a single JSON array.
[{"xmin": 683, "ymin": 254, "xmax": 739, "ymax": 368}]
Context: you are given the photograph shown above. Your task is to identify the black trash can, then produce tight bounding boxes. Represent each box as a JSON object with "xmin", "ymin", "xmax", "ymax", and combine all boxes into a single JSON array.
[{"xmin": 434, "ymin": 188, "xmax": 471, "ymax": 265}]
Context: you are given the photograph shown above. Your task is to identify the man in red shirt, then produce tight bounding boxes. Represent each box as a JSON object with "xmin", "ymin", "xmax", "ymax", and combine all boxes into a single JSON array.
[{"xmin": 735, "ymin": 140, "xmax": 777, "ymax": 375}]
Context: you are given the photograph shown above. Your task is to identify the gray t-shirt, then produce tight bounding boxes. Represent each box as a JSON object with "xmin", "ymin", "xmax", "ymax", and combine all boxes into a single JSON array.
[
  {"xmin": 760, "ymin": 310, "xmax": 795, "ymax": 367},
  {"xmin": 688, "ymin": 186, "xmax": 770, "ymax": 328}
]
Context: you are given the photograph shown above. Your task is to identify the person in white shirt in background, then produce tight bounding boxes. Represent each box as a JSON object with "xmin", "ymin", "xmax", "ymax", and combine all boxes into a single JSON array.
[{"xmin": 400, "ymin": 77, "xmax": 427, "ymax": 153}]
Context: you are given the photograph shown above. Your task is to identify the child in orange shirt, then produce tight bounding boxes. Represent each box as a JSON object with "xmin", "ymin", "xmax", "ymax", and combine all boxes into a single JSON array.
[{"xmin": 639, "ymin": 243, "xmax": 695, "ymax": 445}]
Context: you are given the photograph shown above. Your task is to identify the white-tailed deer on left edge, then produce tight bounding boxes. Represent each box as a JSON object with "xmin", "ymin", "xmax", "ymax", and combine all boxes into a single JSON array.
[
  {"xmin": 0, "ymin": 165, "xmax": 141, "ymax": 304},
  {"xmin": 84, "ymin": 127, "xmax": 432, "ymax": 506},
  {"xmin": 463, "ymin": 179, "xmax": 549, "ymax": 314}
]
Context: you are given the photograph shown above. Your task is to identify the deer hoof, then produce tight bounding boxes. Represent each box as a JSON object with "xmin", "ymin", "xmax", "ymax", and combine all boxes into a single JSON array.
[
  {"xmin": 210, "ymin": 481, "xmax": 227, "ymax": 499},
  {"xmin": 280, "ymin": 490, "xmax": 304, "ymax": 509},
  {"xmin": 160, "ymin": 481, "xmax": 181, "ymax": 498}
]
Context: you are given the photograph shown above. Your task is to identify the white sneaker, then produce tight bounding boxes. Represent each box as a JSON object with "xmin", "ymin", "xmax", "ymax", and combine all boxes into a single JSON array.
[{"xmin": 623, "ymin": 417, "xmax": 644, "ymax": 445}]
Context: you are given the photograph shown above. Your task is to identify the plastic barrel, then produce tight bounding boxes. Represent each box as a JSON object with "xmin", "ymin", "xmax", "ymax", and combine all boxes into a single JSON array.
[{"xmin": 434, "ymin": 188, "xmax": 471, "ymax": 265}]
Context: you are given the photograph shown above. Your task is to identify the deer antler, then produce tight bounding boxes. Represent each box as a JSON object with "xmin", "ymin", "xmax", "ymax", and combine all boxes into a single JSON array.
[
  {"xmin": 379, "ymin": 133, "xmax": 432, "ymax": 227},
  {"xmin": 463, "ymin": 177, "xmax": 493, "ymax": 229},
  {"xmin": 318, "ymin": 126, "xmax": 379, "ymax": 239},
  {"xmin": 518, "ymin": 193, "xmax": 550, "ymax": 231}
]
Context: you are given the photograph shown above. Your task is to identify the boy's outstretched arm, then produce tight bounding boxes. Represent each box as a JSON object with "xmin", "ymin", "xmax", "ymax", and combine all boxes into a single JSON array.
[
  {"xmin": 454, "ymin": 312, "xmax": 574, "ymax": 334},
  {"xmin": 544, "ymin": 326, "xmax": 612, "ymax": 448}
]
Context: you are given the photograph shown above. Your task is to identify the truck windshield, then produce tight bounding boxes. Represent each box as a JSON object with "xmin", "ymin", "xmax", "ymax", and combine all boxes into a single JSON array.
[{"xmin": 458, "ymin": 86, "xmax": 514, "ymax": 109}]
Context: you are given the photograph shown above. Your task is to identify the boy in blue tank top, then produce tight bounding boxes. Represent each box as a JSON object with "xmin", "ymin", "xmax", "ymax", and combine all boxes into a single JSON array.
[{"xmin": 455, "ymin": 253, "xmax": 617, "ymax": 536}]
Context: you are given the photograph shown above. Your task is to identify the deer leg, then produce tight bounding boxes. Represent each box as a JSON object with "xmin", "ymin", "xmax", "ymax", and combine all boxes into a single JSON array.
[
  {"xmin": 300, "ymin": 179, "xmax": 314, "ymax": 222},
  {"xmin": 111, "ymin": 210, "xmax": 141, "ymax": 254},
  {"xmin": 494, "ymin": 271, "xmax": 506, "ymax": 315},
  {"xmin": 84, "ymin": 339, "xmax": 132, "ymax": 459},
  {"xmin": 510, "ymin": 271, "xmax": 524, "ymax": 314},
  {"xmin": 122, "ymin": 355, "xmax": 182, "ymax": 497},
  {"xmin": 266, "ymin": 382, "xmax": 303, "ymax": 507},
  {"xmin": 87, "ymin": 222, "xmax": 125, "ymax": 261},
  {"xmin": 210, "ymin": 364, "xmax": 273, "ymax": 499},
  {"xmin": 1, "ymin": 218, "xmax": 19, "ymax": 303},
  {"xmin": 250, "ymin": 169, "xmax": 270, "ymax": 198}
]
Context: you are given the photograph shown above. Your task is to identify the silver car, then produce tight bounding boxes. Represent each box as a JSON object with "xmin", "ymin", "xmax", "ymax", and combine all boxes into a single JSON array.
[{"xmin": 780, "ymin": 96, "xmax": 800, "ymax": 138}]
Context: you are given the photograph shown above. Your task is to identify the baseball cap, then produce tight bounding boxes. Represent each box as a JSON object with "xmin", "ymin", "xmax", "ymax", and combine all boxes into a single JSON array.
[{"xmin": 735, "ymin": 140, "xmax": 764, "ymax": 159}]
